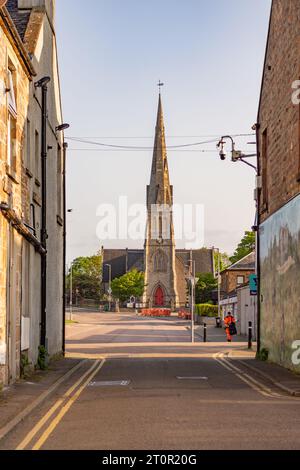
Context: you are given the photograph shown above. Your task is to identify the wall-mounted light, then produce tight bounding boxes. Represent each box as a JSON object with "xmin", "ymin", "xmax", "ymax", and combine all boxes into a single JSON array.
[
  {"xmin": 34, "ymin": 76, "xmax": 51, "ymax": 88},
  {"xmin": 56, "ymin": 123, "xmax": 70, "ymax": 132}
]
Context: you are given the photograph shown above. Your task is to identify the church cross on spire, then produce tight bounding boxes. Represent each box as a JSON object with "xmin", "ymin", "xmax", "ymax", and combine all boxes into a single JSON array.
[{"xmin": 157, "ymin": 80, "xmax": 164, "ymax": 94}]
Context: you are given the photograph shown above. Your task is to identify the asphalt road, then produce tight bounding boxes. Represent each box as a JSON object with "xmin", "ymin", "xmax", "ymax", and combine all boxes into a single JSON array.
[{"xmin": 1, "ymin": 311, "xmax": 300, "ymax": 450}]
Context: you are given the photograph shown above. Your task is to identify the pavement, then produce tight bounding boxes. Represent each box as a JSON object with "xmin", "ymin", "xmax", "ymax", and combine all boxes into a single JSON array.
[
  {"xmin": 194, "ymin": 323, "xmax": 252, "ymax": 343},
  {"xmin": 0, "ymin": 311, "xmax": 300, "ymax": 450}
]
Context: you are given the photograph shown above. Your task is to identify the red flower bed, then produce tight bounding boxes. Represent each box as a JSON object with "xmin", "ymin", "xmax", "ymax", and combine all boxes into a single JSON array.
[
  {"xmin": 141, "ymin": 309, "xmax": 171, "ymax": 317},
  {"xmin": 178, "ymin": 309, "xmax": 192, "ymax": 320}
]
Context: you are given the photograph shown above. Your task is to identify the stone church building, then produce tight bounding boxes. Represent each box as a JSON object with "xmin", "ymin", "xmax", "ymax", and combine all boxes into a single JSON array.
[{"xmin": 102, "ymin": 95, "xmax": 214, "ymax": 309}]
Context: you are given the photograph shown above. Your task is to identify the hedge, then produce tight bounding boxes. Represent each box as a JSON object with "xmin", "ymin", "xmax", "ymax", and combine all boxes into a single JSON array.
[{"xmin": 196, "ymin": 304, "xmax": 218, "ymax": 317}]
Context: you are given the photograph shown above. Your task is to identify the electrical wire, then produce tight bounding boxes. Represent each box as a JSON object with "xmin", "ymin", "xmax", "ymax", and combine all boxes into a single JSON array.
[
  {"xmin": 68, "ymin": 148, "xmax": 250, "ymax": 153},
  {"xmin": 66, "ymin": 135, "xmax": 255, "ymax": 151},
  {"xmin": 66, "ymin": 136, "xmax": 219, "ymax": 150},
  {"xmin": 66, "ymin": 133, "xmax": 255, "ymax": 139}
]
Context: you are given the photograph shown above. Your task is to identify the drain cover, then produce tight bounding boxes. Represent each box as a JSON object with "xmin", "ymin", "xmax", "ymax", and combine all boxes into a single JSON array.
[{"xmin": 89, "ymin": 380, "xmax": 130, "ymax": 387}]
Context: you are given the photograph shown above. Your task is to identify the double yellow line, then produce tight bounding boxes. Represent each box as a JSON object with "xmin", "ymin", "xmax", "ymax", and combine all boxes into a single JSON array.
[
  {"xmin": 214, "ymin": 353, "xmax": 282, "ymax": 399},
  {"xmin": 17, "ymin": 359, "xmax": 105, "ymax": 450}
]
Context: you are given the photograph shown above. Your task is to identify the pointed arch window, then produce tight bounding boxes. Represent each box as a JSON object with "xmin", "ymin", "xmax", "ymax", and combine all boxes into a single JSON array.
[{"xmin": 154, "ymin": 250, "xmax": 167, "ymax": 272}]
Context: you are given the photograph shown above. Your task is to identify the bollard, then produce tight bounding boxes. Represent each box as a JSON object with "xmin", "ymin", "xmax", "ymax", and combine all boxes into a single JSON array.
[
  {"xmin": 248, "ymin": 321, "xmax": 253, "ymax": 349},
  {"xmin": 203, "ymin": 323, "xmax": 207, "ymax": 343}
]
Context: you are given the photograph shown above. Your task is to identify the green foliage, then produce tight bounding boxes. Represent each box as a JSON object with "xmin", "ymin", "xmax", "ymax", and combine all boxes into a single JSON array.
[
  {"xmin": 230, "ymin": 231, "xmax": 255, "ymax": 264},
  {"xmin": 67, "ymin": 253, "xmax": 102, "ymax": 302},
  {"xmin": 214, "ymin": 252, "xmax": 230, "ymax": 273},
  {"xmin": 38, "ymin": 346, "xmax": 49, "ymax": 371},
  {"xmin": 196, "ymin": 304, "xmax": 219, "ymax": 317},
  {"xmin": 20, "ymin": 353, "xmax": 31, "ymax": 379},
  {"xmin": 111, "ymin": 269, "xmax": 145, "ymax": 302},
  {"xmin": 257, "ymin": 348, "xmax": 269, "ymax": 362},
  {"xmin": 195, "ymin": 273, "xmax": 217, "ymax": 304}
]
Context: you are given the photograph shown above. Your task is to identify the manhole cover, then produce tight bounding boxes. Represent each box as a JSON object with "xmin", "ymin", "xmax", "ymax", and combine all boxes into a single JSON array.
[{"xmin": 89, "ymin": 380, "xmax": 130, "ymax": 387}]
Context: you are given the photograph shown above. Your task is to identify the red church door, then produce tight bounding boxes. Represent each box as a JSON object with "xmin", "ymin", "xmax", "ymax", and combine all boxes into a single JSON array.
[{"xmin": 154, "ymin": 286, "xmax": 165, "ymax": 306}]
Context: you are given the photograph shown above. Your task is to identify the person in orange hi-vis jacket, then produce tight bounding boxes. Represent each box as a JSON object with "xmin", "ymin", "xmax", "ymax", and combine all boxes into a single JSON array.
[{"xmin": 224, "ymin": 312, "xmax": 236, "ymax": 342}]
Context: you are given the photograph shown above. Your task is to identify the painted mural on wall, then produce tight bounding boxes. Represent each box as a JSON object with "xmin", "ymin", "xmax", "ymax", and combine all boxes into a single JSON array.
[{"xmin": 260, "ymin": 194, "xmax": 300, "ymax": 371}]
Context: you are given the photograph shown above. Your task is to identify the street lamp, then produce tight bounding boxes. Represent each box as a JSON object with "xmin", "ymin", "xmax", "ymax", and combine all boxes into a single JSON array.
[
  {"xmin": 185, "ymin": 261, "xmax": 197, "ymax": 344},
  {"xmin": 104, "ymin": 264, "xmax": 112, "ymax": 312},
  {"xmin": 56, "ymin": 123, "xmax": 70, "ymax": 133},
  {"xmin": 213, "ymin": 247, "xmax": 222, "ymax": 321},
  {"xmin": 69, "ymin": 260, "xmax": 73, "ymax": 320},
  {"xmin": 217, "ymin": 133, "xmax": 260, "ymax": 350},
  {"xmin": 67, "ymin": 209, "xmax": 74, "ymax": 322}
]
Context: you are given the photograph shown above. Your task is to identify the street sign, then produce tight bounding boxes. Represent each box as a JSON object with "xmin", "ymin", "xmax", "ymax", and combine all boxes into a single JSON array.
[
  {"xmin": 249, "ymin": 274, "xmax": 258, "ymax": 296},
  {"xmin": 107, "ymin": 288, "xmax": 112, "ymax": 295}
]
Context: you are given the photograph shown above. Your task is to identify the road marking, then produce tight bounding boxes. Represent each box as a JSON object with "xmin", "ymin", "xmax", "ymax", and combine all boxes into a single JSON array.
[
  {"xmin": 16, "ymin": 360, "xmax": 104, "ymax": 450},
  {"xmin": 89, "ymin": 380, "xmax": 130, "ymax": 387},
  {"xmin": 177, "ymin": 377, "xmax": 208, "ymax": 381},
  {"xmin": 0, "ymin": 360, "xmax": 86, "ymax": 444},
  {"xmin": 66, "ymin": 352, "xmax": 243, "ymax": 360},
  {"xmin": 31, "ymin": 359, "xmax": 105, "ymax": 451},
  {"xmin": 214, "ymin": 353, "xmax": 282, "ymax": 398}
]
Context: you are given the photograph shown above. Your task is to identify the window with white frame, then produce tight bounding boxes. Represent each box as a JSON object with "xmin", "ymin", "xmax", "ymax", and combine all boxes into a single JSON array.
[
  {"xmin": 7, "ymin": 65, "xmax": 17, "ymax": 170},
  {"xmin": 237, "ymin": 275, "xmax": 245, "ymax": 285}
]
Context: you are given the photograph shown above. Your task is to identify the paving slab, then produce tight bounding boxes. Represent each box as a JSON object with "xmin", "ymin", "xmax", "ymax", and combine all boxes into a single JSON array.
[
  {"xmin": 0, "ymin": 358, "xmax": 82, "ymax": 437},
  {"xmin": 235, "ymin": 357, "xmax": 300, "ymax": 397}
]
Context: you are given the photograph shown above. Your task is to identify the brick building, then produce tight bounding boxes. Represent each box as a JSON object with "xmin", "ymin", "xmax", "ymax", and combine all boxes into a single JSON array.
[
  {"xmin": 0, "ymin": 0, "xmax": 65, "ymax": 386},
  {"xmin": 102, "ymin": 95, "xmax": 214, "ymax": 308},
  {"xmin": 257, "ymin": 0, "xmax": 300, "ymax": 371},
  {"xmin": 219, "ymin": 252, "xmax": 255, "ymax": 318}
]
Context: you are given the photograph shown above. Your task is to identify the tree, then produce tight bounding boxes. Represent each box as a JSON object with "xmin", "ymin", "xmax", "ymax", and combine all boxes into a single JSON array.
[
  {"xmin": 111, "ymin": 269, "xmax": 145, "ymax": 303},
  {"xmin": 195, "ymin": 273, "xmax": 217, "ymax": 304},
  {"xmin": 214, "ymin": 251, "xmax": 230, "ymax": 273},
  {"xmin": 66, "ymin": 254, "xmax": 102, "ymax": 302},
  {"xmin": 230, "ymin": 231, "xmax": 255, "ymax": 264}
]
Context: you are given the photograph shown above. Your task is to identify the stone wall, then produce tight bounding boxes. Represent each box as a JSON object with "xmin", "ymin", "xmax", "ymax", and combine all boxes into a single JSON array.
[
  {"xmin": 258, "ymin": 0, "xmax": 300, "ymax": 222},
  {"xmin": 0, "ymin": 15, "xmax": 31, "ymax": 384},
  {"xmin": 257, "ymin": 0, "xmax": 300, "ymax": 371}
]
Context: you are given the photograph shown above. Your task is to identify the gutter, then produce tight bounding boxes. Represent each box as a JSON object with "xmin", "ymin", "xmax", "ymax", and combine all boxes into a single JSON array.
[{"xmin": 0, "ymin": 203, "xmax": 46, "ymax": 255}]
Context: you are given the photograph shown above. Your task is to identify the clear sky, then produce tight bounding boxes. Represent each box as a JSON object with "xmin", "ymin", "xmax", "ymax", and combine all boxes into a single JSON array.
[{"xmin": 56, "ymin": 0, "xmax": 272, "ymax": 264}]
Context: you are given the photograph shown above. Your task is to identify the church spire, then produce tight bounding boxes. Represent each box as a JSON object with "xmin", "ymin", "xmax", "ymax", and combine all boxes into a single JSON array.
[{"xmin": 148, "ymin": 94, "xmax": 172, "ymax": 207}]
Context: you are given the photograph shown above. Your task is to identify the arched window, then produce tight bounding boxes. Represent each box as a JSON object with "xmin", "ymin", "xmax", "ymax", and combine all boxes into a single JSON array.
[{"xmin": 153, "ymin": 251, "xmax": 167, "ymax": 272}]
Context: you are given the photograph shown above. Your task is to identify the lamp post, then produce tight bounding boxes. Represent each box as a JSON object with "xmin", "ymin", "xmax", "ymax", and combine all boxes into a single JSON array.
[
  {"xmin": 214, "ymin": 247, "xmax": 221, "ymax": 320},
  {"xmin": 217, "ymin": 133, "xmax": 260, "ymax": 349},
  {"xmin": 186, "ymin": 261, "xmax": 197, "ymax": 344},
  {"xmin": 59, "ymin": 126, "xmax": 70, "ymax": 354},
  {"xmin": 104, "ymin": 264, "xmax": 112, "ymax": 312},
  {"xmin": 69, "ymin": 261, "xmax": 73, "ymax": 321}
]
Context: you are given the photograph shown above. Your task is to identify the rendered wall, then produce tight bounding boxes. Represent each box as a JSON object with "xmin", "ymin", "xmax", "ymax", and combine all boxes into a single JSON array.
[{"xmin": 260, "ymin": 194, "xmax": 300, "ymax": 372}]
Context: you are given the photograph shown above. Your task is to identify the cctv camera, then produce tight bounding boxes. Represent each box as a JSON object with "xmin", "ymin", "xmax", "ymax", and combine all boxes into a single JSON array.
[{"xmin": 219, "ymin": 149, "xmax": 226, "ymax": 161}]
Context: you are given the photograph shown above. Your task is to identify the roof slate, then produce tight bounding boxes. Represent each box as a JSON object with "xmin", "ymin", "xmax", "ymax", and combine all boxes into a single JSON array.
[
  {"xmin": 102, "ymin": 248, "xmax": 214, "ymax": 283},
  {"xmin": 6, "ymin": 0, "xmax": 31, "ymax": 40}
]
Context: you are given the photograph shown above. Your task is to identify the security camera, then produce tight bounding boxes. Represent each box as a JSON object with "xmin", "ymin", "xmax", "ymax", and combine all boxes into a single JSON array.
[
  {"xmin": 219, "ymin": 148, "xmax": 226, "ymax": 161},
  {"xmin": 217, "ymin": 140, "xmax": 226, "ymax": 161}
]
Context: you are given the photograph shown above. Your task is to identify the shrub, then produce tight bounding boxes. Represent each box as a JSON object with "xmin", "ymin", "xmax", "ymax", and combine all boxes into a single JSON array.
[
  {"xmin": 196, "ymin": 304, "xmax": 218, "ymax": 317},
  {"xmin": 257, "ymin": 348, "xmax": 269, "ymax": 362},
  {"xmin": 38, "ymin": 346, "xmax": 49, "ymax": 371}
]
